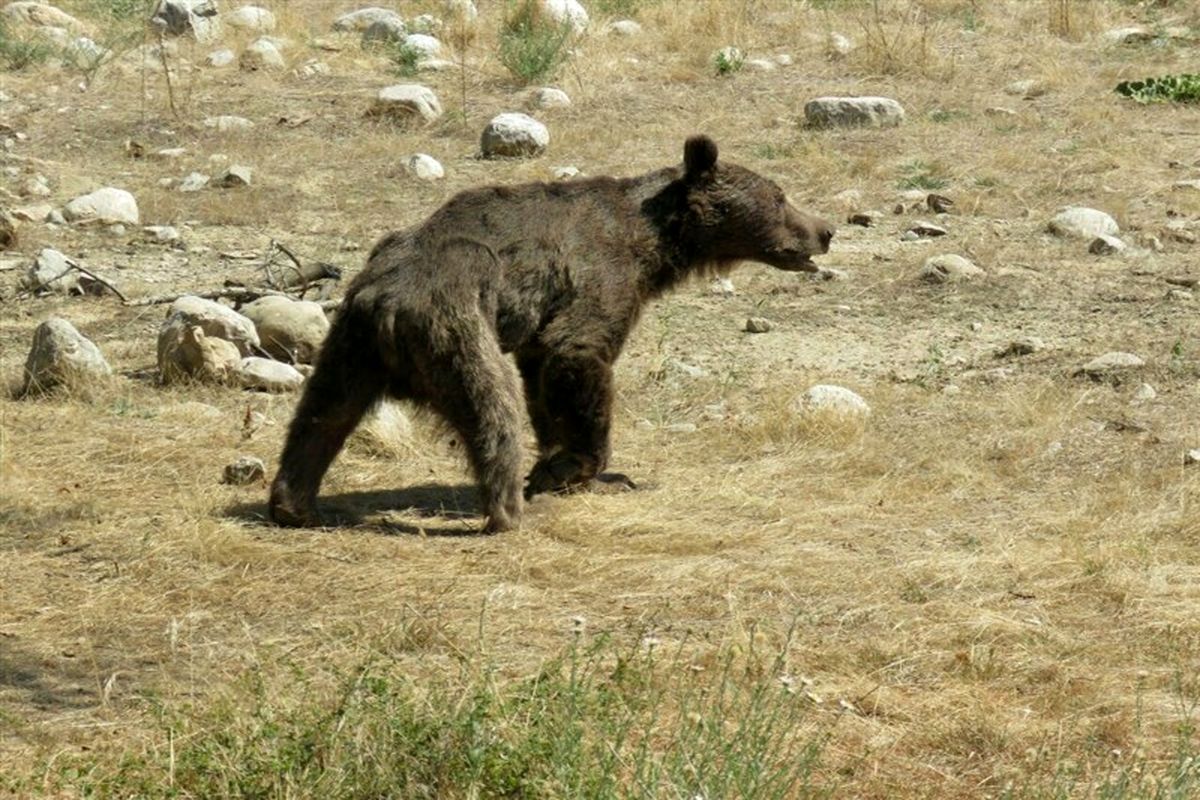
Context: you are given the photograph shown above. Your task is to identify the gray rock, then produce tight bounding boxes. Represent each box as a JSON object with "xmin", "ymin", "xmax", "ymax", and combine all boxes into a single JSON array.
[
  {"xmin": 1049, "ymin": 206, "xmax": 1119, "ymax": 240},
  {"xmin": 361, "ymin": 17, "xmax": 406, "ymax": 46},
  {"xmin": 996, "ymin": 336, "xmax": 1044, "ymax": 357},
  {"xmin": 240, "ymin": 37, "xmax": 284, "ymax": 70},
  {"xmin": 158, "ymin": 296, "xmax": 260, "ymax": 383},
  {"xmin": 223, "ymin": 455, "xmax": 266, "ymax": 485},
  {"xmin": 62, "ymin": 187, "xmax": 139, "ymax": 225},
  {"xmin": 21, "ymin": 248, "xmax": 79, "ymax": 294},
  {"xmin": 21, "ymin": 318, "xmax": 111, "ymax": 395},
  {"xmin": 2, "ymin": 1, "xmax": 89, "ymax": 33},
  {"xmin": 178, "ymin": 172, "xmax": 210, "ymax": 192},
  {"xmin": 406, "ymin": 153, "xmax": 444, "ymax": 181},
  {"xmin": 240, "ymin": 295, "xmax": 329, "ymax": 364},
  {"xmin": 665, "ymin": 422, "xmax": 697, "ymax": 434},
  {"xmin": 604, "ymin": 19, "xmax": 641, "ymax": 36},
  {"xmin": 12, "ymin": 203, "xmax": 53, "ymax": 222},
  {"xmin": 920, "ymin": 254, "xmax": 984, "ymax": 283},
  {"xmin": 142, "ymin": 225, "xmax": 181, "ymax": 243},
  {"xmin": 791, "ymin": 384, "xmax": 870, "ymax": 417},
  {"xmin": 1102, "ymin": 26, "xmax": 1153, "ymax": 45},
  {"xmin": 215, "ymin": 164, "xmax": 252, "ymax": 187},
  {"xmin": 333, "ymin": 7, "xmax": 404, "ymax": 32},
  {"xmin": 1088, "ymin": 234, "xmax": 1126, "ymax": 255},
  {"xmin": 827, "ymin": 32, "xmax": 853, "ymax": 57},
  {"xmin": 527, "ymin": 86, "xmax": 570, "ymax": 109},
  {"xmin": 203, "ymin": 114, "xmax": 254, "ymax": 131},
  {"xmin": 710, "ymin": 276, "xmax": 735, "ymax": 296},
  {"xmin": 744, "ymin": 317, "xmax": 773, "ymax": 333},
  {"xmin": 1132, "ymin": 383, "xmax": 1157, "ymax": 403},
  {"xmin": 1077, "ymin": 351, "xmax": 1144, "ymax": 379},
  {"xmin": 368, "ymin": 84, "xmax": 442, "ymax": 124},
  {"xmin": 20, "ymin": 175, "xmax": 50, "ymax": 197},
  {"xmin": 1005, "ymin": 79, "xmax": 1047, "ymax": 98},
  {"xmin": 539, "ymin": 0, "xmax": 588, "ymax": 32},
  {"xmin": 403, "ymin": 33, "xmax": 441, "ymax": 58},
  {"xmin": 224, "ymin": 4, "xmax": 274, "ymax": 31},
  {"xmin": 205, "ymin": 47, "xmax": 235, "ymax": 67},
  {"xmin": 805, "ymin": 96, "xmax": 905, "ymax": 128},
  {"xmin": 237, "ymin": 356, "xmax": 304, "ymax": 392},
  {"xmin": 481, "ymin": 113, "xmax": 549, "ymax": 158},
  {"xmin": 151, "ymin": 0, "xmax": 220, "ymax": 42}
]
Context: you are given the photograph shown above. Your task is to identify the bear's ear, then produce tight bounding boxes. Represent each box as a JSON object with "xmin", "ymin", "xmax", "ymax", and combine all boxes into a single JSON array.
[{"xmin": 684, "ymin": 135, "xmax": 718, "ymax": 178}]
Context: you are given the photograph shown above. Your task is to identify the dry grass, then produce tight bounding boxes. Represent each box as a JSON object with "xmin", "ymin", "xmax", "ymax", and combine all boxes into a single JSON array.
[{"xmin": 3, "ymin": 0, "xmax": 1200, "ymax": 797}]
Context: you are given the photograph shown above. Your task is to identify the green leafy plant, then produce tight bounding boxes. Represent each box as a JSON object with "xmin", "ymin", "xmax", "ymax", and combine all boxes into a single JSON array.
[
  {"xmin": 498, "ymin": 0, "xmax": 575, "ymax": 85},
  {"xmin": 389, "ymin": 41, "xmax": 423, "ymax": 77},
  {"xmin": 1116, "ymin": 74, "xmax": 1200, "ymax": 104},
  {"xmin": 0, "ymin": 16, "xmax": 54, "ymax": 70},
  {"xmin": 897, "ymin": 159, "xmax": 949, "ymax": 191},
  {"xmin": 713, "ymin": 46, "xmax": 745, "ymax": 76}
]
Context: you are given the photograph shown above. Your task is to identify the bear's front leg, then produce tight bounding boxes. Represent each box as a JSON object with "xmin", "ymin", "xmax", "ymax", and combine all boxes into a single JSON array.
[{"xmin": 523, "ymin": 353, "xmax": 635, "ymax": 500}]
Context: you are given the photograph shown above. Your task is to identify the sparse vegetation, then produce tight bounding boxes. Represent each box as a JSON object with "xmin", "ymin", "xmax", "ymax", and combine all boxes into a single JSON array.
[
  {"xmin": 0, "ymin": 17, "xmax": 54, "ymax": 70},
  {"xmin": 498, "ymin": 0, "xmax": 575, "ymax": 84},
  {"xmin": 1116, "ymin": 74, "xmax": 1200, "ymax": 104}
]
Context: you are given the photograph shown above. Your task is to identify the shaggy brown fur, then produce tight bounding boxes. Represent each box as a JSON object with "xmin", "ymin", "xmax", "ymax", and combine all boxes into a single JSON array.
[{"xmin": 269, "ymin": 135, "xmax": 833, "ymax": 533}]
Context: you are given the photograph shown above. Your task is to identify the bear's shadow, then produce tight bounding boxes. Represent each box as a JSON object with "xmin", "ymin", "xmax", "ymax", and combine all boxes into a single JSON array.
[{"xmin": 225, "ymin": 483, "xmax": 485, "ymax": 537}]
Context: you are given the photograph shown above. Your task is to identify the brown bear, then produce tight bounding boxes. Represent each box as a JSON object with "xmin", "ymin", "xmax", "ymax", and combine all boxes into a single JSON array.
[{"xmin": 269, "ymin": 135, "xmax": 833, "ymax": 533}]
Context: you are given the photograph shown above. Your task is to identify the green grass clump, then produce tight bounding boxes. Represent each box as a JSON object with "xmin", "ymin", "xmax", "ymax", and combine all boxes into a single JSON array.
[
  {"xmin": 1116, "ymin": 74, "xmax": 1200, "ymax": 104},
  {"xmin": 0, "ymin": 17, "xmax": 55, "ymax": 70},
  {"xmin": 499, "ymin": 0, "xmax": 575, "ymax": 85}
]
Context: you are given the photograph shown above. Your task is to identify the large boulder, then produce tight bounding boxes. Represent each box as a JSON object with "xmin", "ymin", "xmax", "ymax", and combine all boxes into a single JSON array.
[
  {"xmin": 224, "ymin": 4, "xmax": 275, "ymax": 31},
  {"xmin": 1, "ymin": 2, "xmax": 91, "ymax": 35},
  {"xmin": 21, "ymin": 318, "xmax": 111, "ymax": 395},
  {"xmin": 240, "ymin": 295, "xmax": 330, "ymax": 364},
  {"xmin": 481, "ymin": 113, "xmax": 549, "ymax": 158},
  {"xmin": 158, "ymin": 296, "xmax": 259, "ymax": 383},
  {"xmin": 62, "ymin": 187, "xmax": 139, "ymax": 225},
  {"xmin": 367, "ymin": 84, "xmax": 443, "ymax": 124},
  {"xmin": 333, "ymin": 7, "xmax": 404, "ymax": 32},
  {"xmin": 804, "ymin": 96, "xmax": 906, "ymax": 128}
]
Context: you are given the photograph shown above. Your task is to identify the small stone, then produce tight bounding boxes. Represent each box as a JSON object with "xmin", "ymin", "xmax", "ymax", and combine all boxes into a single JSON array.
[
  {"xmin": 368, "ymin": 84, "xmax": 443, "ymax": 125},
  {"xmin": 240, "ymin": 37, "xmax": 285, "ymax": 70},
  {"xmin": 996, "ymin": 336, "xmax": 1044, "ymax": 357},
  {"xmin": 1171, "ymin": 179, "xmax": 1200, "ymax": 191},
  {"xmin": 527, "ymin": 86, "xmax": 570, "ymax": 109},
  {"xmin": 539, "ymin": 0, "xmax": 588, "ymax": 33},
  {"xmin": 22, "ymin": 248, "xmax": 78, "ymax": 294},
  {"xmin": 406, "ymin": 153, "xmax": 444, "ymax": 181},
  {"xmin": 832, "ymin": 188, "xmax": 863, "ymax": 211},
  {"xmin": 1132, "ymin": 383, "xmax": 1156, "ymax": 403},
  {"xmin": 1005, "ymin": 79, "xmax": 1047, "ymax": 99},
  {"xmin": 1077, "ymin": 351, "xmax": 1145, "ymax": 379},
  {"xmin": 215, "ymin": 165, "xmax": 252, "ymax": 188},
  {"xmin": 791, "ymin": 385, "xmax": 870, "ymax": 417},
  {"xmin": 710, "ymin": 276, "xmax": 736, "ymax": 296},
  {"xmin": 1102, "ymin": 26, "xmax": 1153, "ymax": 45},
  {"xmin": 1088, "ymin": 234, "xmax": 1126, "ymax": 255},
  {"xmin": 552, "ymin": 166, "xmax": 579, "ymax": 180},
  {"xmin": 224, "ymin": 5, "xmax": 275, "ymax": 32},
  {"xmin": 333, "ymin": 7, "xmax": 404, "ymax": 32},
  {"xmin": 178, "ymin": 172, "xmax": 210, "ymax": 192},
  {"xmin": 480, "ymin": 113, "xmax": 549, "ymax": 159},
  {"xmin": 920, "ymin": 254, "xmax": 983, "ymax": 283},
  {"xmin": 604, "ymin": 19, "xmax": 641, "ymax": 36},
  {"xmin": 142, "ymin": 225, "xmax": 181, "ymax": 244},
  {"xmin": 21, "ymin": 317, "xmax": 111, "ymax": 395},
  {"xmin": 900, "ymin": 230, "xmax": 920, "ymax": 242},
  {"xmin": 62, "ymin": 187, "xmax": 139, "ymax": 225},
  {"xmin": 909, "ymin": 221, "xmax": 948, "ymax": 238},
  {"xmin": 1048, "ymin": 207, "xmax": 1119, "ymax": 240},
  {"xmin": 804, "ymin": 96, "xmax": 905, "ymax": 129},
  {"xmin": 665, "ymin": 422, "xmax": 698, "ymax": 434},
  {"xmin": 828, "ymin": 32, "xmax": 853, "ymax": 57},
  {"xmin": 744, "ymin": 317, "xmax": 773, "ymax": 333},
  {"xmin": 746, "ymin": 58, "xmax": 777, "ymax": 72},
  {"xmin": 774, "ymin": 53, "xmax": 793, "ymax": 66},
  {"xmin": 1185, "ymin": 449, "xmax": 1200, "ymax": 467},
  {"xmin": 223, "ymin": 455, "xmax": 266, "ymax": 485},
  {"xmin": 814, "ymin": 266, "xmax": 849, "ymax": 281},
  {"xmin": 402, "ymin": 33, "xmax": 441, "ymax": 58},
  {"xmin": 12, "ymin": 203, "xmax": 53, "ymax": 222},
  {"xmin": 20, "ymin": 175, "xmax": 50, "ymax": 197},
  {"xmin": 237, "ymin": 356, "xmax": 305, "ymax": 392},
  {"xmin": 204, "ymin": 115, "xmax": 255, "ymax": 131},
  {"xmin": 984, "ymin": 106, "xmax": 1017, "ymax": 117},
  {"xmin": 153, "ymin": 146, "xmax": 188, "ymax": 159}
]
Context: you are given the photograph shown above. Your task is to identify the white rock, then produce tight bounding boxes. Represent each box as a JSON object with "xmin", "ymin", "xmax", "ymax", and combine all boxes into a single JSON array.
[
  {"xmin": 1088, "ymin": 234, "xmax": 1126, "ymax": 255},
  {"xmin": 527, "ymin": 86, "xmax": 570, "ymax": 109},
  {"xmin": 1185, "ymin": 449, "xmax": 1200, "ymax": 467},
  {"xmin": 153, "ymin": 147, "xmax": 188, "ymax": 160},
  {"xmin": 828, "ymin": 32, "xmax": 853, "ymax": 57},
  {"xmin": 1005, "ymin": 79, "xmax": 1047, "ymax": 98},
  {"xmin": 804, "ymin": 96, "xmax": 905, "ymax": 128},
  {"xmin": 12, "ymin": 203, "xmax": 53, "ymax": 222},
  {"xmin": 710, "ymin": 276, "xmax": 735, "ymax": 296},
  {"xmin": 151, "ymin": 0, "xmax": 221, "ymax": 42},
  {"xmin": 1078, "ymin": 351, "xmax": 1144, "ymax": 378},
  {"xmin": 920, "ymin": 254, "xmax": 984, "ymax": 283},
  {"xmin": 791, "ymin": 385, "xmax": 871, "ymax": 417},
  {"xmin": 237, "ymin": 356, "xmax": 304, "ymax": 392},
  {"xmin": 416, "ymin": 58, "xmax": 457, "ymax": 72},
  {"xmin": 204, "ymin": 114, "xmax": 254, "ymax": 131},
  {"xmin": 666, "ymin": 422, "xmax": 697, "ymax": 434},
  {"xmin": 143, "ymin": 225, "xmax": 181, "ymax": 243},
  {"xmin": 604, "ymin": 19, "xmax": 641, "ymax": 36},
  {"xmin": 224, "ymin": 5, "xmax": 275, "ymax": 32},
  {"xmin": 240, "ymin": 37, "xmax": 285, "ymax": 70},
  {"xmin": 62, "ymin": 187, "xmax": 139, "ymax": 225},
  {"xmin": 406, "ymin": 153, "xmax": 444, "ymax": 181},
  {"xmin": 202, "ymin": 47, "xmax": 233, "ymax": 67},
  {"xmin": 240, "ymin": 295, "xmax": 329, "ymax": 364},
  {"xmin": 215, "ymin": 165, "xmax": 252, "ymax": 187},
  {"xmin": 746, "ymin": 58, "xmax": 777, "ymax": 72},
  {"xmin": 2, "ymin": 2, "xmax": 89, "ymax": 34},
  {"xmin": 333, "ymin": 7, "xmax": 404, "ymax": 32},
  {"xmin": 21, "ymin": 318, "xmax": 111, "ymax": 395},
  {"xmin": 158, "ymin": 296, "xmax": 260, "ymax": 383},
  {"xmin": 368, "ymin": 84, "xmax": 442, "ymax": 124},
  {"xmin": 1102, "ymin": 26, "xmax": 1153, "ymax": 45},
  {"xmin": 21, "ymin": 175, "xmax": 50, "ymax": 197},
  {"xmin": 403, "ymin": 33, "xmax": 441, "ymax": 58},
  {"xmin": 223, "ymin": 455, "xmax": 266, "ymax": 485},
  {"xmin": 1132, "ymin": 383, "xmax": 1157, "ymax": 403},
  {"xmin": 22, "ymin": 248, "xmax": 79, "ymax": 294},
  {"xmin": 1048, "ymin": 206, "xmax": 1119, "ymax": 240},
  {"xmin": 774, "ymin": 53, "xmax": 793, "ymax": 66},
  {"xmin": 178, "ymin": 172, "xmax": 210, "ymax": 192},
  {"xmin": 552, "ymin": 165, "xmax": 579, "ymax": 180},
  {"xmin": 481, "ymin": 113, "xmax": 549, "ymax": 158},
  {"xmin": 539, "ymin": 0, "xmax": 588, "ymax": 32}
]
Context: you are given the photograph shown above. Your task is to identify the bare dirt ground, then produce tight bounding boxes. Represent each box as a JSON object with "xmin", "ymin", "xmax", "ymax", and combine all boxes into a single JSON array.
[{"xmin": 2, "ymin": 0, "xmax": 1200, "ymax": 796}]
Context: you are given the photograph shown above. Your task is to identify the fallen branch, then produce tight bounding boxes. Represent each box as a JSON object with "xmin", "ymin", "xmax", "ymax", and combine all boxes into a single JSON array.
[
  {"xmin": 15, "ymin": 257, "xmax": 127, "ymax": 302},
  {"xmin": 124, "ymin": 286, "xmax": 299, "ymax": 307}
]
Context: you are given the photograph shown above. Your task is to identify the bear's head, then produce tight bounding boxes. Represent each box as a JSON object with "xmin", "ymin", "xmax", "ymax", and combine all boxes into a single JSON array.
[{"xmin": 680, "ymin": 135, "xmax": 833, "ymax": 272}]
